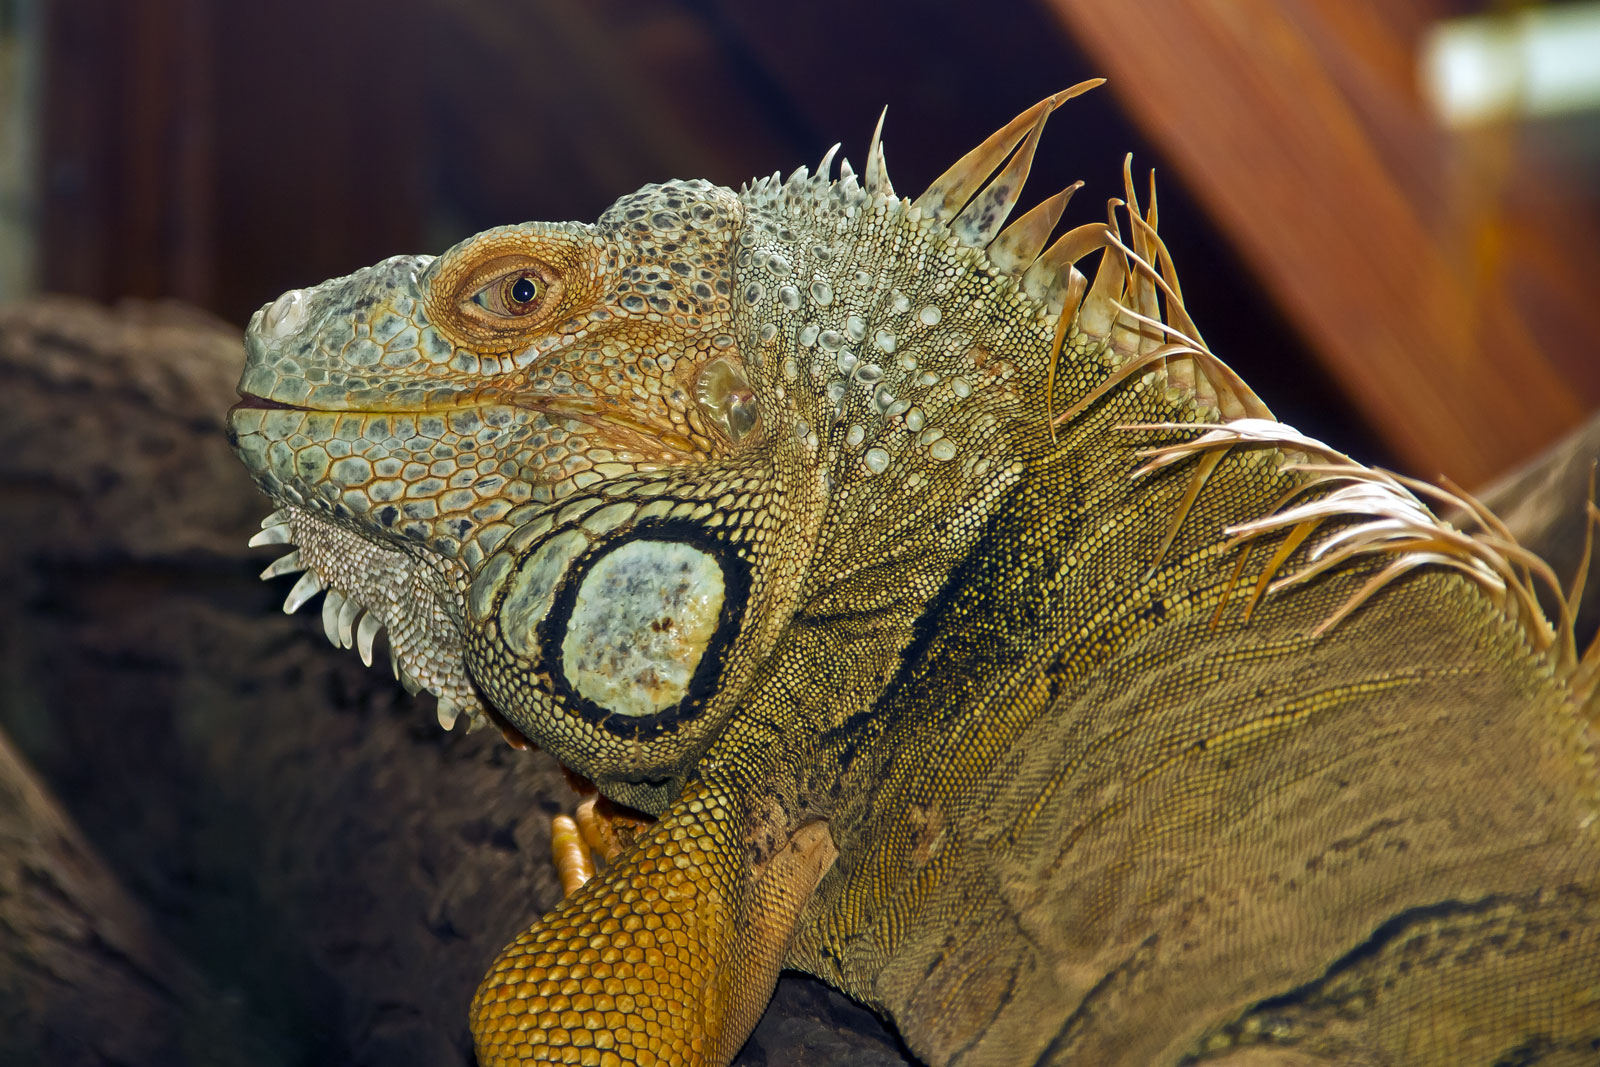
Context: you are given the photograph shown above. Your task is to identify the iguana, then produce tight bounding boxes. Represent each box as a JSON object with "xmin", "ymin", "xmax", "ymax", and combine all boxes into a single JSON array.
[{"xmin": 228, "ymin": 86, "xmax": 1600, "ymax": 1065}]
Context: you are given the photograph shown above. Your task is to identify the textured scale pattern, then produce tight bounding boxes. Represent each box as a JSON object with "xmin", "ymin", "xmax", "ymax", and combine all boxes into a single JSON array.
[{"xmin": 229, "ymin": 88, "xmax": 1600, "ymax": 1065}]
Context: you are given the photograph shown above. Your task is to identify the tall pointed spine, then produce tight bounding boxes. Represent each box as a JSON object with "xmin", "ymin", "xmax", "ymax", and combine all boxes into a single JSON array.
[
  {"xmin": 951, "ymin": 103, "xmax": 1055, "ymax": 248},
  {"xmin": 911, "ymin": 81, "xmax": 1101, "ymax": 223},
  {"xmin": 863, "ymin": 108, "xmax": 892, "ymax": 197},
  {"xmin": 990, "ymin": 182, "xmax": 1081, "ymax": 276}
]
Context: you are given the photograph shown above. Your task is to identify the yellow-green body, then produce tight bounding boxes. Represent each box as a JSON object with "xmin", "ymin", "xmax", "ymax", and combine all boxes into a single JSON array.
[{"xmin": 230, "ymin": 91, "xmax": 1600, "ymax": 1064}]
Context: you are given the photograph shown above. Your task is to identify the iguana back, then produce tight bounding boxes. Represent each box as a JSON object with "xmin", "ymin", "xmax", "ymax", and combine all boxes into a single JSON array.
[{"xmin": 228, "ymin": 87, "xmax": 1600, "ymax": 1065}]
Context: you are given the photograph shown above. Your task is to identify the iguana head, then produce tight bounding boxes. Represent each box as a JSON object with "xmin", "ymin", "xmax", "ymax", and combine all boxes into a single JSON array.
[
  {"xmin": 230, "ymin": 82, "xmax": 1268, "ymax": 810},
  {"xmin": 230, "ymin": 178, "xmax": 797, "ymax": 805}
]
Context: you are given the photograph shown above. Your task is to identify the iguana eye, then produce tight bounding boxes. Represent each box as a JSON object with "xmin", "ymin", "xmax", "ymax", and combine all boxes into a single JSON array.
[
  {"xmin": 694, "ymin": 358, "xmax": 760, "ymax": 443},
  {"xmin": 437, "ymin": 252, "xmax": 562, "ymax": 333},
  {"xmin": 470, "ymin": 270, "xmax": 543, "ymax": 317}
]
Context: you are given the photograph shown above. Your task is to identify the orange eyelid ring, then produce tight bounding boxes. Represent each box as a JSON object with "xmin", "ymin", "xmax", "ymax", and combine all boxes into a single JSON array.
[
  {"xmin": 425, "ymin": 251, "xmax": 568, "ymax": 350},
  {"xmin": 471, "ymin": 269, "xmax": 542, "ymax": 318},
  {"xmin": 451, "ymin": 254, "xmax": 561, "ymax": 322}
]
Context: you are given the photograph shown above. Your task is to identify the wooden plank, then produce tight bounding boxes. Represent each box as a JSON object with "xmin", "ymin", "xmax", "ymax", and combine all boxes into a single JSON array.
[
  {"xmin": 40, "ymin": 0, "xmax": 213, "ymax": 306},
  {"xmin": 433, "ymin": 0, "xmax": 803, "ymax": 226},
  {"xmin": 1042, "ymin": 0, "xmax": 1600, "ymax": 484}
]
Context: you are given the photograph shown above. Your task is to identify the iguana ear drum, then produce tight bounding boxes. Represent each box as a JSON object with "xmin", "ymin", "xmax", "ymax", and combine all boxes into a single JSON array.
[
  {"xmin": 559, "ymin": 540, "xmax": 726, "ymax": 717},
  {"xmin": 487, "ymin": 521, "xmax": 750, "ymax": 736},
  {"xmin": 545, "ymin": 530, "xmax": 749, "ymax": 733}
]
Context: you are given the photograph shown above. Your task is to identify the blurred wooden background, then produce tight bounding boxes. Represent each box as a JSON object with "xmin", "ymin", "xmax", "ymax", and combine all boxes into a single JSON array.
[{"xmin": 22, "ymin": 0, "xmax": 1600, "ymax": 482}]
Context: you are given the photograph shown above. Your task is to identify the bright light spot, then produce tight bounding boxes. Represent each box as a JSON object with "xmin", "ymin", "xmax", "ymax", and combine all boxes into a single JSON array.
[{"xmin": 1422, "ymin": 2, "xmax": 1600, "ymax": 127}]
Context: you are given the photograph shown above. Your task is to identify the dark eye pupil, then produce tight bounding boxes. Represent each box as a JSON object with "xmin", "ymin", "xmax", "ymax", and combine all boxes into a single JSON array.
[{"xmin": 510, "ymin": 276, "xmax": 538, "ymax": 305}]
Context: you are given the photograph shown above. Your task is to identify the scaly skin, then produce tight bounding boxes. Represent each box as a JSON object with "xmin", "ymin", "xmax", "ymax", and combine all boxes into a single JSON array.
[{"xmin": 230, "ymin": 88, "xmax": 1600, "ymax": 1065}]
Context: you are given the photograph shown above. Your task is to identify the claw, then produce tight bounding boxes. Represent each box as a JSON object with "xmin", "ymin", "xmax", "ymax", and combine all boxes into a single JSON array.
[{"xmin": 575, "ymin": 794, "xmax": 648, "ymax": 867}]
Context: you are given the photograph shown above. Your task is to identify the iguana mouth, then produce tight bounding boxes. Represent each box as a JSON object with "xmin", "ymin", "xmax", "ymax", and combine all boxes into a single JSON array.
[
  {"xmin": 231, "ymin": 392, "xmax": 304, "ymax": 412},
  {"xmin": 231, "ymin": 391, "xmax": 701, "ymax": 456}
]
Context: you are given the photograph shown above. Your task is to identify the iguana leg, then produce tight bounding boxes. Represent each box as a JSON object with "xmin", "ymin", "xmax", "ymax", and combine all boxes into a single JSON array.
[{"xmin": 472, "ymin": 779, "xmax": 836, "ymax": 1066}]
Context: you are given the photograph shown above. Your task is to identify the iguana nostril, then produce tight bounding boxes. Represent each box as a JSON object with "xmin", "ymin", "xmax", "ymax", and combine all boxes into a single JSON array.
[{"xmin": 261, "ymin": 288, "xmax": 308, "ymax": 339}]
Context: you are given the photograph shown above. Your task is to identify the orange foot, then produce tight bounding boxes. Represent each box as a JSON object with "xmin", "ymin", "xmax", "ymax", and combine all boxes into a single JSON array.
[{"xmin": 549, "ymin": 789, "xmax": 655, "ymax": 898}]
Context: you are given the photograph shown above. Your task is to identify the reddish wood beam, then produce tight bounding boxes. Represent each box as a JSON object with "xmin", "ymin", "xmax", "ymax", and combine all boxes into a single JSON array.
[{"xmin": 1042, "ymin": 0, "xmax": 1600, "ymax": 484}]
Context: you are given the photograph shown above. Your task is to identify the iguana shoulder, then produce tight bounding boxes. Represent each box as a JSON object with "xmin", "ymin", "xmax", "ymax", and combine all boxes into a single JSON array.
[{"xmin": 229, "ymin": 87, "xmax": 1600, "ymax": 1065}]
